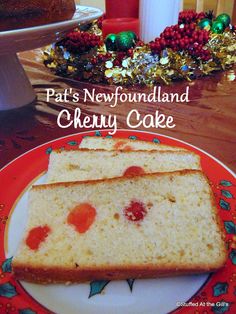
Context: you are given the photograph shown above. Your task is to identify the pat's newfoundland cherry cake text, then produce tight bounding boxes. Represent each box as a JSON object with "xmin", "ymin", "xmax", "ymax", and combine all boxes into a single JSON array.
[{"xmin": 46, "ymin": 86, "xmax": 190, "ymax": 135}]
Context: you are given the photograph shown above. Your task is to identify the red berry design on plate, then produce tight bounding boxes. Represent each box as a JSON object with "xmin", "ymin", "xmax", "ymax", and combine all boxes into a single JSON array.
[{"xmin": 124, "ymin": 201, "xmax": 147, "ymax": 222}]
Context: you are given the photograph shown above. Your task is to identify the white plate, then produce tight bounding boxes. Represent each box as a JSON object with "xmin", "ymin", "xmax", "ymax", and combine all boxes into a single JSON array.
[{"xmin": 4, "ymin": 130, "xmax": 219, "ymax": 314}]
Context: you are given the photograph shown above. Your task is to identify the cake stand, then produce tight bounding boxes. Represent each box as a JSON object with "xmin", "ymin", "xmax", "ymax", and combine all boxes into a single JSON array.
[{"xmin": 0, "ymin": 5, "xmax": 103, "ymax": 111}]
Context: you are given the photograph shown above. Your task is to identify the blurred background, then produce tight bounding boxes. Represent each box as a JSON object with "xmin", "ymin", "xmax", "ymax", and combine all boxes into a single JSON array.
[{"xmin": 76, "ymin": 0, "xmax": 236, "ymax": 23}]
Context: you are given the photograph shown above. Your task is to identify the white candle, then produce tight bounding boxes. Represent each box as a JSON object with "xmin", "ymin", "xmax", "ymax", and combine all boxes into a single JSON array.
[{"xmin": 139, "ymin": 0, "xmax": 181, "ymax": 43}]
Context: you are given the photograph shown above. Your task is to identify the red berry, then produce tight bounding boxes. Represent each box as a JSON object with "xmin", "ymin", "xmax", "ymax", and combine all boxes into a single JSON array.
[
  {"xmin": 97, "ymin": 54, "xmax": 104, "ymax": 61},
  {"xmin": 62, "ymin": 31, "xmax": 101, "ymax": 54},
  {"xmin": 91, "ymin": 57, "xmax": 97, "ymax": 65},
  {"xmin": 127, "ymin": 49, "xmax": 134, "ymax": 57},
  {"xmin": 113, "ymin": 59, "xmax": 120, "ymax": 66}
]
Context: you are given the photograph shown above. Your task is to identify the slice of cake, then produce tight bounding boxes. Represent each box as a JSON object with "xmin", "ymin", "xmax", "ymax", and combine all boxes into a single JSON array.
[
  {"xmin": 47, "ymin": 149, "xmax": 201, "ymax": 183},
  {"xmin": 13, "ymin": 170, "xmax": 227, "ymax": 284},
  {"xmin": 80, "ymin": 136, "xmax": 186, "ymax": 151},
  {"xmin": 0, "ymin": 0, "xmax": 76, "ymax": 32}
]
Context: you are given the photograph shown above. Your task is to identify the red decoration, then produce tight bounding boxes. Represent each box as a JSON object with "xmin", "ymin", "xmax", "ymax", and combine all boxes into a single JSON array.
[
  {"xmin": 97, "ymin": 14, "xmax": 105, "ymax": 29},
  {"xmin": 102, "ymin": 18, "xmax": 140, "ymax": 39},
  {"xmin": 178, "ymin": 10, "xmax": 206, "ymax": 24},
  {"xmin": 61, "ymin": 31, "xmax": 102, "ymax": 53},
  {"xmin": 150, "ymin": 23, "xmax": 211, "ymax": 61},
  {"xmin": 105, "ymin": 0, "xmax": 139, "ymax": 18}
]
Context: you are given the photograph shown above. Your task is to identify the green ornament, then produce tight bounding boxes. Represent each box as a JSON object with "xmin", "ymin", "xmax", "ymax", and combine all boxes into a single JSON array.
[
  {"xmin": 126, "ymin": 31, "xmax": 137, "ymax": 41},
  {"xmin": 105, "ymin": 33, "xmax": 117, "ymax": 51},
  {"xmin": 211, "ymin": 20, "xmax": 225, "ymax": 34},
  {"xmin": 116, "ymin": 31, "xmax": 135, "ymax": 51},
  {"xmin": 216, "ymin": 13, "xmax": 231, "ymax": 27},
  {"xmin": 198, "ymin": 18, "xmax": 212, "ymax": 30}
]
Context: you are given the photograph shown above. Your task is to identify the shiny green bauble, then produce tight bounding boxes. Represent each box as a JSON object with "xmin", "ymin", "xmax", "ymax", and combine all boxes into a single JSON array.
[
  {"xmin": 216, "ymin": 13, "xmax": 231, "ymax": 27},
  {"xmin": 116, "ymin": 31, "xmax": 135, "ymax": 51},
  {"xmin": 211, "ymin": 20, "xmax": 225, "ymax": 34},
  {"xmin": 105, "ymin": 33, "xmax": 117, "ymax": 51},
  {"xmin": 198, "ymin": 18, "xmax": 212, "ymax": 30},
  {"xmin": 126, "ymin": 31, "xmax": 137, "ymax": 41}
]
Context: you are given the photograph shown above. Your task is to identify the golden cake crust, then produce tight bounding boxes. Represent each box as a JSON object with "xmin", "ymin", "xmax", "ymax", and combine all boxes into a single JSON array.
[{"xmin": 13, "ymin": 263, "xmax": 226, "ymax": 284}]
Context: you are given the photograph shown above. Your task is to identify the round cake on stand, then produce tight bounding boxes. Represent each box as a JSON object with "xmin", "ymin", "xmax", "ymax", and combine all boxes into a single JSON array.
[{"xmin": 0, "ymin": 5, "xmax": 103, "ymax": 111}]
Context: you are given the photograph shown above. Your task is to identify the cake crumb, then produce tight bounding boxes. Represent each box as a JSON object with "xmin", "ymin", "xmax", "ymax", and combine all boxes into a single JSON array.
[
  {"xmin": 147, "ymin": 202, "xmax": 153, "ymax": 208},
  {"xmin": 114, "ymin": 213, "xmax": 120, "ymax": 220}
]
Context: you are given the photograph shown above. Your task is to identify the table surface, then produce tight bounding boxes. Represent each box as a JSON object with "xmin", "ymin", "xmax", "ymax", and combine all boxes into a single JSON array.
[{"xmin": 0, "ymin": 49, "xmax": 235, "ymax": 173}]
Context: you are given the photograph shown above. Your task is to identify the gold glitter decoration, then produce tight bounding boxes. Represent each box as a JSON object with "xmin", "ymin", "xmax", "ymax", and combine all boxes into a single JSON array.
[
  {"xmin": 160, "ymin": 57, "xmax": 169, "ymax": 65},
  {"xmin": 105, "ymin": 61, "xmax": 113, "ymax": 69},
  {"xmin": 105, "ymin": 69, "xmax": 113, "ymax": 78},
  {"xmin": 43, "ymin": 20, "xmax": 236, "ymax": 86},
  {"xmin": 87, "ymin": 20, "xmax": 102, "ymax": 37}
]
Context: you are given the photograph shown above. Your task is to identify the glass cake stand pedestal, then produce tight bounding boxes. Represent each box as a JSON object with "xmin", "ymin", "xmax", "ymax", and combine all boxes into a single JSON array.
[{"xmin": 0, "ymin": 5, "xmax": 102, "ymax": 111}]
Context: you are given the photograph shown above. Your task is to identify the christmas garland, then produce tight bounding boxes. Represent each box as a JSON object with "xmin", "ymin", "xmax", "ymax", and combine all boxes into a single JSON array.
[{"xmin": 43, "ymin": 10, "xmax": 236, "ymax": 86}]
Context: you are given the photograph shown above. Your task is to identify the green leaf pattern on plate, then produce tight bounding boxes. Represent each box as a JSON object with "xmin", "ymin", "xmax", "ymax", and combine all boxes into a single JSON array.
[
  {"xmin": 213, "ymin": 282, "xmax": 228, "ymax": 297},
  {"xmin": 220, "ymin": 180, "xmax": 233, "ymax": 187},
  {"xmin": 89, "ymin": 280, "xmax": 110, "ymax": 298},
  {"xmin": 46, "ymin": 147, "xmax": 52, "ymax": 155},
  {"xmin": 219, "ymin": 199, "xmax": 230, "ymax": 210},
  {"xmin": 67, "ymin": 141, "xmax": 78, "ymax": 146},
  {"xmin": 221, "ymin": 190, "xmax": 233, "ymax": 199},
  {"xmin": 153, "ymin": 138, "xmax": 160, "ymax": 144},
  {"xmin": 95, "ymin": 131, "xmax": 102, "ymax": 136},
  {"xmin": 1, "ymin": 257, "xmax": 13, "ymax": 273},
  {"xmin": 211, "ymin": 300, "xmax": 230, "ymax": 314},
  {"xmin": 0, "ymin": 282, "xmax": 17, "ymax": 298},
  {"xmin": 19, "ymin": 309, "xmax": 37, "ymax": 314},
  {"xmin": 224, "ymin": 222, "xmax": 236, "ymax": 234},
  {"xmin": 229, "ymin": 249, "xmax": 236, "ymax": 265}
]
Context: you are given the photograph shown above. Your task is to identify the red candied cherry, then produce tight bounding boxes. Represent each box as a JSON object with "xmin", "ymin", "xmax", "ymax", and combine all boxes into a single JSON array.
[
  {"xmin": 67, "ymin": 203, "xmax": 96, "ymax": 233},
  {"xmin": 123, "ymin": 166, "xmax": 145, "ymax": 177},
  {"xmin": 26, "ymin": 225, "xmax": 51, "ymax": 250},
  {"xmin": 124, "ymin": 201, "xmax": 147, "ymax": 222}
]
